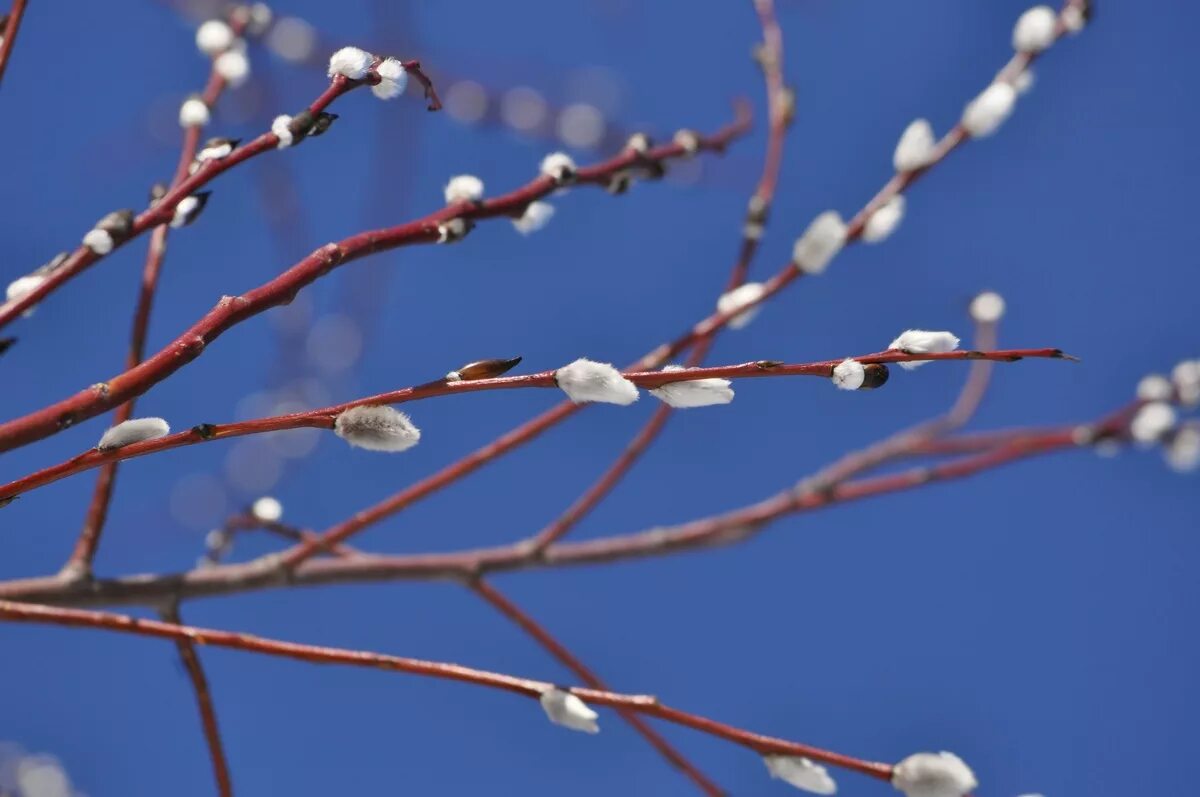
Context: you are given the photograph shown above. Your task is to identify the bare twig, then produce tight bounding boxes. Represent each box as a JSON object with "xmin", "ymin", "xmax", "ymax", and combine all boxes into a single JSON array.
[{"xmin": 0, "ymin": 0, "xmax": 29, "ymax": 87}]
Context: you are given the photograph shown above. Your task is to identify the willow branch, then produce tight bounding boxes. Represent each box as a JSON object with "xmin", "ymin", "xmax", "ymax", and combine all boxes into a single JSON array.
[
  {"xmin": 0, "ymin": 60, "xmax": 439, "ymax": 330},
  {"xmin": 161, "ymin": 602, "xmax": 233, "ymax": 797},
  {"xmin": 0, "ymin": 348, "xmax": 1068, "ymax": 505},
  {"xmin": 269, "ymin": 1, "xmax": 1088, "ymax": 567},
  {"xmin": 470, "ymin": 579, "xmax": 725, "ymax": 796},
  {"xmin": 0, "ymin": 0, "xmax": 28, "ymax": 87},
  {"xmin": 67, "ymin": 22, "xmax": 245, "ymax": 580},
  {"xmin": 0, "ymin": 599, "xmax": 892, "ymax": 782},
  {"xmin": 0, "ymin": 108, "xmax": 750, "ymax": 453}
]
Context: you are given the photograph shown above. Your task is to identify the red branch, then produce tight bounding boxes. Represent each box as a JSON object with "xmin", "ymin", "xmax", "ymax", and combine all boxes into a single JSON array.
[
  {"xmin": 0, "ymin": 108, "xmax": 750, "ymax": 453},
  {"xmin": 0, "ymin": 348, "xmax": 1069, "ymax": 504},
  {"xmin": 0, "ymin": 598, "xmax": 893, "ymax": 781},
  {"xmin": 0, "ymin": 0, "xmax": 28, "ymax": 87},
  {"xmin": 471, "ymin": 579, "xmax": 725, "ymax": 795}
]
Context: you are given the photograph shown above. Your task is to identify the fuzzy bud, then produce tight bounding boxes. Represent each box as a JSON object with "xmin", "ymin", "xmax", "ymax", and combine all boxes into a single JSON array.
[
  {"xmin": 831, "ymin": 358, "xmax": 866, "ymax": 391},
  {"xmin": 444, "ymin": 174, "xmax": 485, "ymax": 204},
  {"xmin": 196, "ymin": 20, "xmax": 235, "ymax": 56},
  {"xmin": 170, "ymin": 192, "xmax": 211, "ymax": 229},
  {"xmin": 513, "ymin": 201, "xmax": 555, "ymax": 235},
  {"xmin": 446, "ymin": 357, "xmax": 523, "ymax": 382},
  {"xmin": 372, "ymin": 57, "xmax": 409, "ymax": 100},
  {"xmin": 716, "ymin": 282, "xmax": 767, "ymax": 330},
  {"xmin": 969, "ymin": 291, "xmax": 1006, "ymax": 324},
  {"xmin": 763, "ymin": 755, "xmax": 837, "ymax": 795},
  {"xmin": 892, "ymin": 752, "xmax": 978, "ymax": 797},
  {"xmin": 97, "ymin": 417, "xmax": 170, "ymax": 451},
  {"xmin": 436, "ymin": 218, "xmax": 471, "ymax": 244},
  {"xmin": 555, "ymin": 358, "xmax": 639, "ymax": 405},
  {"xmin": 327, "ymin": 46, "xmax": 374, "ymax": 80},
  {"xmin": 1136, "ymin": 374, "xmax": 1174, "ymax": 402},
  {"xmin": 1166, "ymin": 426, "xmax": 1200, "ymax": 473},
  {"xmin": 962, "ymin": 82, "xmax": 1017, "ymax": 138},
  {"xmin": 1061, "ymin": 4, "xmax": 1088, "ymax": 34},
  {"xmin": 889, "ymin": 329, "xmax": 961, "ymax": 369},
  {"xmin": 673, "ymin": 129, "xmax": 701, "ymax": 155},
  {"xmin": 540, "ymin": 152, "xmax": 577, "ymax": 184},
  {"xmin": 196, "ymin": 137, "xmax": 239, "ymax": 163},
  {"xmin": 862, "ymin": 195, "xmax": 906, "ymax": 243},
  {"xmin": 214, "ymin": 49, "xmax": 251, "ymax": 88},
  {"xmin": 1013, "ymin": 6, "xmax": 1058, "ymax": 53},
  {"xmin": 1130, "ymin": 402, "xmax": 1177, "ymax": 445},
  {"xmin": 334, "ymin": 405, "xmax": 421, "ymax": 452},
  {"xmin": 649, "ymin": 365, "xmax": 734, "ymax": 408},
  {"xmin": 1172, "ymin": 360, "xmax": 1200, "ymax": 407},
  {"xmin": 272, "ymin": 114, "xmax": 294, "ymax": 148},
  {"xmin": 539, "ymin": 688, "xmax": 599, "ymax": 734},
  {"xmin": 626, "ymin": 132, "xmax": 651, "ymax": 154},
  {"xmin": 310, "ymin": 112, "xmax": 338, "ymax": 137},
  {"xmin": 179, "ymin": 96, "xmax": 211, "ymax": 128},
  {"xmin": 894, "ymin": 119, "xmax": 936, "ymax": 173},
  {"xmin": 792, "ymin": 211, "xmax": 846, "ymax": 274}
]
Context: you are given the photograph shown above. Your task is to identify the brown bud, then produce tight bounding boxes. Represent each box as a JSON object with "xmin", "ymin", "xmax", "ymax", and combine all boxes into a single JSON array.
[
  {"xmin": 33, "ymin": 252, "xmax": 69, "ymax": 277},
  {"xmin": 148, "ymin": 183, "xmax": 168, "ymax": 206},
  {"xmin": 310, "ymin": 112, "xmax": 339, "ymax": 137},
  {"xmin": 96, "ymin": 209, "xmax": 135, "ymax": 240},
  {"xmin": 859, "ymin": 363, "xmax": 890, "ymax": 390},
  {"xmin": 450, "ymin": 357, "xmax": 523, "ymax": 382}
]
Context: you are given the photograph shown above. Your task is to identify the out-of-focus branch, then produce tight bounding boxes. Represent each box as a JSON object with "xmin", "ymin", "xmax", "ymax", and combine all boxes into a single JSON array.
[
  {"xmin": 0, "ymin": 108, "xmax": 750, "ymax": 454},
  {"xmin": 470, "ymin": 579, "xmax": 725, "ymax": 796},
  {"xmin": 0, "ymin": 0, "xmax": 28, "ymax": 87},
  {"xmin": 161, "ymin": 602, "xmax": 233, "ymax": 797},
  {"xmin": 66, "ymin": 18, "xmax": 247, "ymax": 580},
  {"xmin": 0, "ymin": 598, "xmax": 894, "ymax": 782}
]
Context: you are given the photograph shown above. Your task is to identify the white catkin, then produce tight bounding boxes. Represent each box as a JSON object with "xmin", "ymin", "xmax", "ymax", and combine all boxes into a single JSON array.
[
  {"xmin": 372, "ymin": 57, "xmax": 409, "ymax": 100},
  {"xmin": 327, "ymin": 46, "xmax": 374, "ymax": 79},
  {"xmin": 82, "ymin": 229, "xmax": 114, "ymax": 255},
  {"xmin": 251, "ymin": 496, "xmax": 283, "ymax": 522},
  {"xmin": 97, "ymin": 418, "xmax": 171, "ymax": 450},
  {"xmin": 648, "ymin": 365, "xmax": 734, "ymax": 408},
  {"xmin": 791, "ymin": 211, "xmax": 846, "ymax": 274},
  {"xmin": 512, "ymin": 201, "xmax": 555, "ymax": 235},
  {"xmin": 444, "ymin": 175, "xmax": 485, "ymax": 204},
  {"xmin": 539, "ymin": 688, "xmax": 600, "ymax": 734},
  {"xmin": 272, "ymin": 115, "xmax": 294, "ymax": 148},
  {"xmin": 1136, "ymin": 374, "xmax": 1174, "ymax": 402},
  {"xmin": 1012, "ymin": 6, "xmax": 1058, "ymax": 53},
  {"xmin": 1130, "ymin": 402, "xmax": 1176, "ymax": 445},
  {"xmin": 555, "ymin": 359, "xmax": 639, "ymax": 405},
  {"xmin": 6, "ymin": 274, "xmax": 46, "ymax": 304},
  {"xmin": 962, "ymin": 82, "xmax": 1017, "ymax": 138},
  {"xmin": 831, "ymin": 358, "xmax": 865, "ymax": 391},
  {"xmin": 334, "ymin": 405, "xmax": 421, "ymax": 452},
  {"xmin": 763, "ymin": 756, "xmax": 837, "ymax": 795},
  {"xmin": 862, "ymin": 195, "xmax": 906, "ymax": 243},
  {"xmin": 969, "ymin": 291, "xmax": 1006, "ymax": 323},
  {"xmin": 179, "ymin": 97, "xmax": 211, "ymax": 128},
  {"xmin": 540, "ymin": 152, "xmax": 577, "ymax": 182},
  {"xmin": 214, "ymin": 49, "xmax": 251, "ymax": 87},
  {"xmin": 1166, "ymin": 427, "xmax": 1200, "ymax": 472},
  {"xmin": 889, "ymin": 329, "xmax": 961, "ymax": 370},
  {"xmin": 894, "ymin": 119, "xmax": 936, "ymax": 172},
  {"xmin": 196, "ymin": 20, "xmax": 235, "ymax": 55},
  {"xmin": 716, "ymin": 282, "xmax": 767, "ymax": 330},
  {"xmin": 892, "ymin": 752, "xmax": 978, "ymax": 797}
]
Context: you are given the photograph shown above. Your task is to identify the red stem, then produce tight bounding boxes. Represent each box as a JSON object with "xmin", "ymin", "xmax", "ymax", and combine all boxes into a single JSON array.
[{"xmin": 0, "ymin": 0, "xmax": 28, "ymax": 87}]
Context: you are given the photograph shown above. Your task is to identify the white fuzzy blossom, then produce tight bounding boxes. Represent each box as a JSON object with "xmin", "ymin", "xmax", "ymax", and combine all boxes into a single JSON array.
[
  {"xmin": 334, "ymin": 405, "xmax": 421, "ymax": 452},
  {"xmin": 539, "ymin": 688, "xmax": 599, "ymax": 734},
  {"xmin": 832, "ymin": 358, "xmax": 865, "ymax": 391},
  {"xmin": 894, "ymin": 119, "xmax": 936, "ymax": 173},
  {"xmin": 969, "ymin": 291, "xmax": 1006, "ymax": 324},
  {"xmin": 169, "ymin": 194, "xmax": 207, "ymax": 228},
  {"xmin": 540, "ymin": 152, "xmax": 577, "ymax": 182},
  {"xmin": 444, "ymin": 174, "xmax": 485, "ymax": 204},
  {"xmin": 792, "ymin": 211, "xmax": 846, "ymax": 274},
  {"xmin": 1136, "ymin": 374, "xmax": 1174, "ymax": 402},
  {"xmin": 892, "ymin": 751, "xmax": 978, "ymax": 797},
  {"xmin": 889, "ymin": 329, "xmax": 961, "ymax": 370},
  {"xmin": 82, "ymin": 229, "xmax": 114, "ymax": 255},
  {"xmin": 862, "ymin": 195, "xmax": 906, "ymax": 243},
  {"xmin": 716, "ymin": 282, "xmax": 767, "ymax": 330},
  {"xmin": 764, "ymin": 755, "xmax": 837, "ymax": 795},
  {"xmin": 197, "ymin": 139, "xmax": 235, "ymax": 162},
  {"xmin": 251, "ymin": 496, "xmax": 283, "ymax": 522},
  {"xmin": 1172, "ymin": 360, "xmax": 1200, "ymax": 407},
  {"xmin": 962, "ymin": 82, "xmax": 1017, "ymax": 138},
  {"xmin": 196, "ymin": 20, "xmax": 235, "ymax": 55},
  {"xmin": 272, "ymin": 114, "xmax": 294, "ymax": 148},
  {"xmin": 1061, "ymin": 5, "xmax": 1087, "ymax": 34},
  {"xmin": 512, "ymin": 201, "xmax": 556, "ymax": 235},
  {"xmin": 555, "ymin": 359, "xmax": 639, "ymax": 405},
  {"xmin": 6, "ymin": 274, "xmax": 46, "ymax": 313},
  {"xmin": 1130, "ymin": 402, "xmax": 1176, "ymax": 445},
  {"xmin": 96, "ymin": 417, "xmax": 170, "ymax": 451},
  {"xmin": 1166, "ymin": 426, "xmax": 1200, "ymax": 472},
  {"xmin": 179, "ymin": 96, "xmax": 211, "ymax": 128},
  {"xmin": 214, "ymin": 49, "xmax": 251, "ymax": 87},
  {"xmin": 648, "ymin": 365, "xmax": 734, "ymax": 408},
  {"xmin": 327, "ymin": 46, "xmax": 374, "ymax": 80},
  {"xmin": 372, "ymin": 57, "xmax": 409, "ymax": 100},
  {"xmin": 1013, "ymin": 6, "xmax": 1058, "ymax": 53}
]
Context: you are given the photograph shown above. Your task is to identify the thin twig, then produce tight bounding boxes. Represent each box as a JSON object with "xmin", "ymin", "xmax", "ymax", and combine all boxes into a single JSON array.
[
  {"xmin": 0, "ymin": 0, "xmax": 29, "ymax": 87},
  {"xmin": 161, "ymin": 602, "xmax": 234, "ymax": 797},
  {"xmin": 0, "ymin": 598, "xmax": 893, "ymax": 781},
  {"xmin": 471, "ymin": 579, "xmax": 725, "ymax": 796}
]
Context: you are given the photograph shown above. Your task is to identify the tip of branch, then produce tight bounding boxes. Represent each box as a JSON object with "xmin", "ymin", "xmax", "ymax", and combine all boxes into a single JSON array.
[
  {"xmin": 0, "ymin": 337, "xmax": 15, "ymax": 357},
  {"xmin": 1056, "ymin": 349, "xmax": 1081, "ymax": 362},
  {"xmin": 0, "ymin": 495, "xmax": 17, "ymax": 509}
]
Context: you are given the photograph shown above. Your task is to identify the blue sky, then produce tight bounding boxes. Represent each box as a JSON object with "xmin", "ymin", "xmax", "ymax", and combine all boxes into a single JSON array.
[{"xmin": 0, "ymin": 1, "xmax": 1196, "ymax": 795}]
